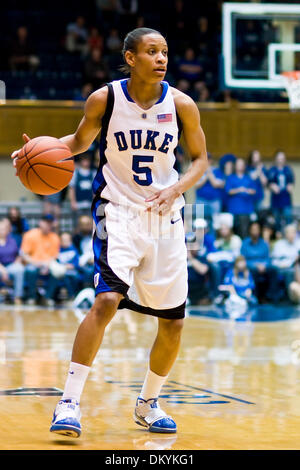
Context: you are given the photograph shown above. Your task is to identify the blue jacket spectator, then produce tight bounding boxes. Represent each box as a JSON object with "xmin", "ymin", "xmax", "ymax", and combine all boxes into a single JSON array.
[
  {"xmin": 219, "ymin": 153, "xmax": 236, "ymax": 211},
  {"xmin": 225, "ymin": 158, "xmax": 256, "ymax": 215},
  {"xmin": 222, "ymin": 256, "xmax": 256, "ymax": 303},
  {"xmin": 225, "ymin": 158, "xmax": 256, "ymax": 239},
  {"xmin": 195, "ymin": 153, "xmax": 225, "ymax": 218},
  {"xmin": 268, "ymin": 151, "xmax": 294, "ymax": 230},
  {"xmin": 247, "ymin": 149, "xmax": 268, "ymax": 211},
  {"xmin": 241, "ymin": 222, "xmax": 278, "ymax": 301},
  {"xmin": 69, "ymin": 155, "xmax": 96, "ymax": 212}
]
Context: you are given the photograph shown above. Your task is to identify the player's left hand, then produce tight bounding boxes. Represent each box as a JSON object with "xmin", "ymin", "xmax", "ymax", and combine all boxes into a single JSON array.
[
  {"xmin": 11, "ymin": 133, "xmax": 31, "ymax": 176},
  {"xmin": 145, "ymin": 186, "xmax": 181, "ymax": 215}
]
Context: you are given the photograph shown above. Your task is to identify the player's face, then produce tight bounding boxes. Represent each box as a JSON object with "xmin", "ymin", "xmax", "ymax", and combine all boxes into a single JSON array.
[{"xmin": 130, "ymin": 34, "xmax": 168, "ymax": 82}]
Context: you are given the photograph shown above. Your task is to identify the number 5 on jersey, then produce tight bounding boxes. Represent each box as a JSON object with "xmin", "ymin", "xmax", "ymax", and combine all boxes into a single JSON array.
[{"xmin": 132, "ymin": 155, "xmax": 153, "ymax": 186}]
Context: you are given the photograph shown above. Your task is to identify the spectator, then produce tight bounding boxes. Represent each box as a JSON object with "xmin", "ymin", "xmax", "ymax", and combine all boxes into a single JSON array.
[
  {"xmin": 84, "ymin": 48, "xmax": 110, "ymax": 90},
  {"xmin": 20, "ymin": 215, "xmax": 60, "ymax": 304},
  {"xmin": 187, "ymin": 235, "xmax": 211, "ymax": 305},
  {"xmin": 241, "ymin": 222, "xmax": 278, "ymax": 302},
  {"xmin": 65, "ymin": 16, "xmax": 89, "ymax": 56},
  {"xmin": 106, "ymin": 28, "xmax": 122, "ymax": 54},
  {"xmin": 219, "ymin": 153, "xmax": 236, "ymax": 212},
  {"xmin": 193, "ymin": 81, "xmax": 211, "ymax": 102},
  {"xmin": 46, "ymin": 232, "xmax": 80, "ymax": 306},
  {"xmin": 262, "ymin": 222, "xmax": 277, "ymax": 252},
  {"xmin": 69, "ymin": 155, "xmax": 96, "ymax": 214},
  {"xmin": 177, "ymin": 48, "xmax": 203, "ymax": 83},
  {"xmin": 247, "ymin": 149, "xmax": 268, "ymax": 212},
  {"xmin": 268, "ymin": 151, "xmax": 294, "ymax": 231},
  {"xmin": 271, "ymin": 224, "xmax": 300, "ymax": 295},
  {"xmin": 7, "ymin": 206, "xmax": 29, "ymax": 248},
  {"xmin": 0, "ymin": 218, "xmax": 25, "ymax": 305},
  {"xmin": 220, "ymin": 255, "xmax": 257, "ymax": 306},
  {"xmin": 195, "ymin": 153, "xmax": 225, "ymax": 221},
  {"xmin": 288, "ymin": 256, "xmax": 300, "ymax": 304},
  {"xmin": 207, "ymin": 220, "xmax": 242, "ymax": 298},
  {"xmin": 73, "ymin": 83, "xmax": 93, "ymax": 101},
  {"xmin": 224, "ymin": 158, "xmax": 256, "ymax": 238},
  {"xmin": 9, "ymin": 26, "xmax": 39, "ymax": 71},
  {"xmin": 87, "ymin": 27, "xmax": 104, "ymax": 53},
  {"xmin": 72, "ymin": 215, "xmax": 94, "ymax": 255},
  {"xmin": 72, "ymin": 215, "xmax": 94, "ymax": 286},
  {"xmin": 193, "ymin": 218, "xmax": 218, "ymax": 301}
]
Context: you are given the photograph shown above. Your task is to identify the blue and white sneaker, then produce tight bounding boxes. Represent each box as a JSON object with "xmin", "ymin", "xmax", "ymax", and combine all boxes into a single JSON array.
[
  {"xmin": 134, "ymin": 397, "xmax": 177, "ymax": 433},
  {"xmin": 50, "ymin": 399, "xmax": 81, "ymax": 438}
]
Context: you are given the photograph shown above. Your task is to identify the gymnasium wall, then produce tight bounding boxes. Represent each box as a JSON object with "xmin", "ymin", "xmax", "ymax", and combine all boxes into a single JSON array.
[{"xmin": 1, "ymin": 101, "xmax": 300, "ymax": 203}]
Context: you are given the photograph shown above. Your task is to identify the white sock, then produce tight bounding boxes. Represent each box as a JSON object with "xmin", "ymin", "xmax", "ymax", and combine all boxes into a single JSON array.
[
  {"xmin": 61, "ymin": 361, "xmax": 90, "ymax": 402},
  {"xmin": 140, "ymin": 368, "xmax": 168, "ymax": 401}
]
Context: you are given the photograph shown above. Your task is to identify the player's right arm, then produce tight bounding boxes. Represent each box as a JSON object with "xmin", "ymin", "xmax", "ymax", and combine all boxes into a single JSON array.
[
  {"xmin": 11, "ymin": 86, "xmax": 108, "ymax": 167},
  {"xmin": 59, "ymin": 86, "xmax": 108, "ymax": 155}
]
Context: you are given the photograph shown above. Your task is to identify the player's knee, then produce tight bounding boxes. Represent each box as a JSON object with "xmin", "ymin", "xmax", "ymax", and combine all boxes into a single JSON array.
[
  {"xmin": 91, "ymin": 292, "xmax": 121, "ymax": 323},
  {"xmin": 159, "ymin": 318, "xmax": 184, "ymax": 339}
]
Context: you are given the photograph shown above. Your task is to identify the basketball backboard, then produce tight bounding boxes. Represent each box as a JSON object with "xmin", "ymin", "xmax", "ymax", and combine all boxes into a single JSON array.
[{"xmin": 222, "ymin": 2, "xmax": 300, "ymax": 89}]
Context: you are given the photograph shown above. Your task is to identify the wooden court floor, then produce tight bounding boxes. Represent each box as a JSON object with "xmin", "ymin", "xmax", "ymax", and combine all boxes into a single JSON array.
[{"xmin": 0, "ymin": 306, "xmax": 300, "ymax": 450}]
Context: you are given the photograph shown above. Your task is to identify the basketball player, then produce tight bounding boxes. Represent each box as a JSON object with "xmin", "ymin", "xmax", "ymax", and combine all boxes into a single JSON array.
[{"xmin": 12, "ymin": 28, "xmax": 208, "ymax": 436}]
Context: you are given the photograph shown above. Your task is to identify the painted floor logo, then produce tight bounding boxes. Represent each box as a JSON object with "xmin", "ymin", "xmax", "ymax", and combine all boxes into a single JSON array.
[
  {"xmin": 0, "ymin": 387, "xmax": 63, "ymax": 396},
  {"xmin": 105, "ymin": 380, "xmax": 255, "ymax": 405}
]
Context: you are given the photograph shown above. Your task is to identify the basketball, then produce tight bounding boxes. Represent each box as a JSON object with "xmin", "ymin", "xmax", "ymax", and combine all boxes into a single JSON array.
[{"xmin": 16, "ymin": 136, "xmax": 74, "ymax": 195}]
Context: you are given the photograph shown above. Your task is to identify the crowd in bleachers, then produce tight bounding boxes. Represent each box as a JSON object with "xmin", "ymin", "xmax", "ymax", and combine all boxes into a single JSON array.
[
  {"xmin": 1, "ymin": 0, "xmax": 289, "ymax": 102},
  {"xmin": 187, "ymin": 149, "xmax": 300, "ymax": 310},
  {"xmin": 1, "ymin": 148, "xmax": 300, "ymax": 310}
]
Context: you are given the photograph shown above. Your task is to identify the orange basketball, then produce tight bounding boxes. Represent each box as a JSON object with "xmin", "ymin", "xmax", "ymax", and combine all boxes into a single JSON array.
[{"xmin": 16, "ymin": 136, "xmax": 74, "ymax": 195}]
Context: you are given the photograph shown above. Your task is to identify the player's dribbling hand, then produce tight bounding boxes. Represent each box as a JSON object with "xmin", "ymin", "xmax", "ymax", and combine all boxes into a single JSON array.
[{"xmin": 11, "ymin": 133, "xmax": 31, "ymax": 175}]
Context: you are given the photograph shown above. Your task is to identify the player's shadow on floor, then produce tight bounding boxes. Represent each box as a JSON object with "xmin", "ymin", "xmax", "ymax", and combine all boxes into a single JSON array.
[{"xmin": 51, "ymin": 439, "xmax": 81, "ymax": 446}]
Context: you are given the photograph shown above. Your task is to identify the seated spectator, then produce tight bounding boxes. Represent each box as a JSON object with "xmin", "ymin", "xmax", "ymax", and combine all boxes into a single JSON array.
[
  {"xmin": 247, "ymin": 149, "xmax": 268, "ymax": 212},
  {"xmin": 87, "ymin": 27, "xmax": 104, "ymax": 53},
  {"xmin": 9, "ymin": 26, "xmax": 39, "ymax": 71},
  {"xmin": 241, "ymin": 222, "xmax": 278, "ymax": 302},
  {"xmin": 20, "ymin": 215, "xmax": 60, "ymax": 304},
  {"xmin": 72, "ymin": 215, "xmax": 94, "ymax": 286},
  {"xmin": 7, "ymin": 206, "xmax": 29, "ymax": 248},
  {"xmin": 106, "ymin": 28, "xmax": 122, "ymax": 54},
  {"xmin": 210, "ymin": 221, "xmax": 242, "ymax": 260},
  {"xmin": 65, "ymin": 15, "xmax": 89, "ymax": 56},
  {"xmin": 193, "ymin": 218, "xmax": 218, "ymax": 301},
  {"xmin": 207, "ymin": 219, "xmax": 242, "ymax": 297},
  {"xmin": 195, "ymin": 153, "xmax": 225, "ymax": 221},
  {"xmin": 187, "ymin": 235, "xmax": 211, "ymax": 305},
  {"xmin": 271, "ymin": 224, "xmax": 300, "ymax": 296},
  {"xmin": 69, "ymin": 155, "xmax": 96, "ymax": 214},
  {"xmin": 45, "ymin": 232, "xmax": 80, "ymax": 306},
  {"xmin": 177, "ymin": 48, "xmax": 204, "ymax": 83},
  {"xmin": 219, "ymin": 255, "xmax": 257, "ymax": 307},
  {"xmin": 73, "ymin": 83, "xmax": 93, "ymax": 101},
  {"xmin": 0, "ymin": 218, "xmax": 24, "ymax": 305},
  {"xmin": 288, "ymin": 256, "xmax": 300, "ymax": 304},
  {"xmin": 268, "ymin": 151, "xmax": 294, "ymax": 231},
  {"xmin": 224, "ymin": 158, "xmax": 256, "ymax": 239},
  {"xmin": 84, "ymin": 47, "xmax": 111, "ymax": 90},
  {"xmin": 192, "ymin": 81, "xmax": 211, "ymax": 102}
]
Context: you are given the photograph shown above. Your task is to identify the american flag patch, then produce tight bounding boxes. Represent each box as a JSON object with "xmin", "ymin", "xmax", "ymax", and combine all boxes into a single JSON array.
[{"xmin": 157, "ymin": 113, "xmax": 172, "ymax": 123}]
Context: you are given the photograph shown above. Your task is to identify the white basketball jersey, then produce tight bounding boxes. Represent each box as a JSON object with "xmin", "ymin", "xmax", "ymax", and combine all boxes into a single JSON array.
[{"xmin": 92, "ymin": 79, "xmax": 185, "ymax": 211}]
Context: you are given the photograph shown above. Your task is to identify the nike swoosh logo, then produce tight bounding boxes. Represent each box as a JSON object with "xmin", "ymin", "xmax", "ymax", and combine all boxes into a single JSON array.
[
  {"xmin": 171, "ymin": 218, "xmax": 181, "ymax": 224},
  {"xmin": 69, "ymin": 371, "xmax": 74, "ymax": 375}
]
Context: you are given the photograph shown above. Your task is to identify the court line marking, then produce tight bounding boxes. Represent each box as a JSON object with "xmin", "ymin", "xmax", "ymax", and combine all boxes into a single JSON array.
[{"xmin": 169, "ymin": 381, "xmax": 255, "ymax": 405}]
